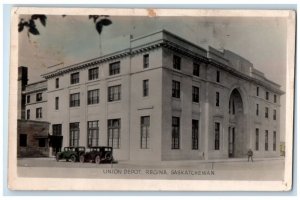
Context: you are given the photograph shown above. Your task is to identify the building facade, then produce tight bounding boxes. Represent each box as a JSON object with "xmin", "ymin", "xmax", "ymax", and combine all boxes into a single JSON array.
[{"xmin": 24, "ymin": 30, "xmax": 283, "ymax": 161}]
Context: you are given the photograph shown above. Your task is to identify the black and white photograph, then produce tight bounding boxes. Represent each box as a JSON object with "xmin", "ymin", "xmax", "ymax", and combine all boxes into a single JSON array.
[{"xmin": 8, "ymin": 8, "xmax": 295, "ymax": 191}]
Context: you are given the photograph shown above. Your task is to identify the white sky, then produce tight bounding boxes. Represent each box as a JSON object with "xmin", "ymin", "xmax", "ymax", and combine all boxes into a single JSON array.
[{"xmin": 18, "ymin": 15, "xmax": 287, "ymax": 140}]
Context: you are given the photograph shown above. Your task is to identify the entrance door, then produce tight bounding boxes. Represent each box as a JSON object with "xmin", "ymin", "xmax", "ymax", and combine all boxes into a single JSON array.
[{"xmin": 228, "ymin": 127, "xmax": 235, "ymax": 157}]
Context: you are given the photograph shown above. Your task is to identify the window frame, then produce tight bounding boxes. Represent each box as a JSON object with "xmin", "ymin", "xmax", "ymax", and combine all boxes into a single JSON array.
[
  {"xmin": 87, "ymin": 121, "xmax": 99, "ymax": 147},
  {"xmin": 265, "ymin": 107, "xmax": 269, "ymax": 118},
  {"xmin": 255, "ymin": 128, "xmax": 259, "ymax": 151},
  {"xmin": 70, "ymin": 72, "xmax": 80, "ymax": 84},
  {"xmin": 55, "ymin": 97, "xmax": 59, "ymax": 110},
  {"xmin": 69, "ymin": 122, "xmax": 80, "ymax": 147},
  {"xmin": 36, "ymin": 107, "xmax": 42, "ymax": 118},
  {"xmin": 143, "ymin": 54, "xmax": 149, "ymax": 69},
  {"xmin": 20, "ymin": 134, "xmax": 27, "ymax": 147},
  {"xmin": 192, "ymin": 86, "xmax": 199, "ymax": 103},
  {"xmin": 53, "ymin": 124, "xmax": 62, "ymax": 136},
  {"xmin": 193, "ymin": 62, "xmax": 200, "ymax": 76},
  {"xmin": 26, "ymin": 109, "xmax": 30, "ymax": 120},
  {"xmin": 173, "ymin": 55, "xmax": 181, "ymax": 70},
  {"xmin": 109, "ymin": 61, "xmax": 120, "ymax": 76},
  {"xmin": 55, "ymin": 78, "xmax": 59, "ymax": 88},
  {"xmin": 216, "ymin": 92, "xmax": 220, "ymax": 107},
  {"xmin": 26, "ymin": 95, "xmax": 30, "ymax": 104},
  {"xmin": 172, "ymin": 80, "xmax": 180, "ymax": 98},
  {"xmin": 265, "ymin": 130, "xmax": 269, "ymax": 151},
  {"xmin": 214, "ymin": 122, "xmax": 220, "ymax": 150},
  {"xmin": 143, "ymin": 79, "xmax": 149, "ymax": 97},
  {"xmin": 108, "ymin": 85, "xmax": 121, "ymax": 102},
  {"xmin": 88, "ymin": 67, "xmax": 99, "ymax": 80},
  {"xmin": 107, "ymin": 119, "xmax": 121, "ymax": 149},
  {"xmin": 87, "ymin": 89, "xmax": 99, "ymax": 105},
  {"xmin": 140, "ymin": 116, "xmax": 150, "ymax": 149},
  {"xmin": 36, "ymin": 93, "xmax": 42, "ymax": 102},
  {"xmin": 192, "ymin": 119, "xmax": 199, "ymax": 150},
  {"xmin": 171, "ymin": 117, "xmax": 180, "ymax": 149},
  {"xmin": 70, "ymin": 93, "xmax": 80, "ymax": 107},
  {"xmin": 216, "ymin": 70, "xmax": 220, "ymax": 82}
]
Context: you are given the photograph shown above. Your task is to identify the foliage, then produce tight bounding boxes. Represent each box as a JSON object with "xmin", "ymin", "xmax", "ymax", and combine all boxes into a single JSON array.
[{"xmin": 88, "ymin": 15, "xmax": 112, "ymax": 34}]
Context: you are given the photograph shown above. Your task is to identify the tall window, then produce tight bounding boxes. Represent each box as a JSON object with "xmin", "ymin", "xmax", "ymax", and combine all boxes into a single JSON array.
[
  {"xmin": 36, "ymin": 93, "xmax": 42, "ymax": 101},
  {"xmin": 172, "ymin": 117, "xmax": 180, "ymax": 149},
  {"xmin": 87, "ymin": 121, "xmax": 99, "ymax": 147},
  {"xmin": 108, "ymin": 85, "xmax": 121, "ymax": 102},
  {"xmin": 192, "ymin": 120, "xmax": 199, "ymax": 150},
  {"xmin": 193, "ymin": 63, "xmax": 200, "ymax": 76},
  {"xmin": 214, "ymin": 122, "xmax": 220, "ymax": 150},
  {"xmin": 192, "ymin": 86, "xmax": 199, "ymax": 103},
  {"xmin": 88, "ymin": 89, "xmax": 99, "ymax": 105},
  {"xmin": 20, "ymin": 134, "xmax": 27, "ymax": 147},
  {"xmin": 266, "ymin": 91, "xmax": 269, "ymax": 100},
  {"xmin": 216, "ymin": 92, "xmax": 220, "ymax": 107},
  {"xmin": 26, "ymin": 109, "xmax": 30, "ymax": 120},
  {"xmin": 273, "ymin": 131, "xmax": 276, "ymax": 151},
  {"xmin": 274, "ymin": 94, "xmax": 277, "ymax": 103},
  {"xmin": 27, "ymin": 95, "xmax": 30, "ymax": 103},
  {"xmin": 36, "ymin": 107, "xmax": 42, "ymax": 118},
  {"xmin": 256, "ymin": 104, "xmax": 259, "ymax": 116},
  {"xmin": 265, "ymin": 130, "xmax": 268, "ymax": 151},
  {"xmin": 173, "ymin": 55, "xmax": 181, "ymax": 70},
  {"xmin": 88, "ymin": 67, "xmax": 99, "ymax": 80},
  {"xmin": 143, "ymin": 54, "xmax": 149, "ymax": 69},
  {"xmin": 108, "ymin": 119, "xmax": 121, "ymax": 149},
  {"xmin": 256, "ymin": 87, "xmax": 259, "ymax": 96},
  {"xmin": 70, "ymin": 72, "xmax": 79, "ymax": 84},
  {"xmin": 216, "ymin": 70, "xmax": 220, "ymax": 82},
  {"xmin": 70, "ymin": 123, "xmax": 80, "ymax": 147},
  {"xmin": 172, "ymin": 80, "xmax": 180, "ymax": 98},
  {"xmin": 70, "ymin": 93, "xmax": 80, "ymax": 107},
  {"xmin": 53, "ymin": 124, "xmax": 62, "ymax": 136},
  {"xmin": 55, "ymin": 78, "xmax": 59, "ymax": 88},
  {"xmin": 109, "ymin": 61, "xmax": 120, "ymax": 75},
  {"xmin": 143, "ymin": 80, "xmax": 149, "ymax": 97},
  {"xmin": 141, "ymin": 116, "xmax": 150, "ymax": 149},
  {"xmin": 265, "ymin": 107, "xmax": 269, "ymax": 118},
  {"xmin": 255, "ymin": 128, "xmax": 259, "ymax": 151},
  {"xmin": 273, "ymin": 109, "xmax": 277, "ymax": 120},
  {"xmin": 55, "ymin": 97, "xmax": 59, "ymax": 110},
  {"xmin": 232, "ymin": 100, "xmax": 235, "ymax": 114}
]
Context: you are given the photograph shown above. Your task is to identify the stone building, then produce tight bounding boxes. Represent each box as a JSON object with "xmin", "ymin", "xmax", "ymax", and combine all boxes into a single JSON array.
[{"xmin": 24, "ymin": 29, "xmax": 283, "ymax": 161}]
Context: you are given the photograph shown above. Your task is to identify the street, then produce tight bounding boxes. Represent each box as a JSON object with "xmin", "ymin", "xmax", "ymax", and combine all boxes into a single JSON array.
[{"xmin": 17, "ymin": 157, "xmax": 285, "ymax": 180}]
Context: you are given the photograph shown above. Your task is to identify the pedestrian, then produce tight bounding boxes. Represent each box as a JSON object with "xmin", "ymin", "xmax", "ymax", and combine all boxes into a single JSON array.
[{"xmin": 247, "ymin": 149, "xmax": 253, "ymax": 162}]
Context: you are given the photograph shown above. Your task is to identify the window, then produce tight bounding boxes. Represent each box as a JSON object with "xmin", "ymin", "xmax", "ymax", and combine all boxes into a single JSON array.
[
  {"xmin": 216, "ymin": 70, "xmax": 220, "ymax": 82},
  {"xmin": 266, "ymin": 91, "xmax": 269, "ymax": 100},
  {"xmin": 143, "ymin": 54, "xmax": 149, "ymax": 69},
  {"xmin": 265, "ymin": 130, "xmax": 268, "ymax": 151},
  {"xmin": 109, "ymin": 61, "xmax": 120, "ymax": 76},
  {"xmin": 88, "ymin": 67, "xmax": 99, "ymax": 80},
  {"xmin": 143, "ymin": 80, "xmax": 149, "ymax": 97},
  {"xmin": 108, "ymin": 119, "xmax": 121, "ymax": 149},
  {"xmin": 36, "ymin": 93, "xmax": 42, "ymax": 101},
  {"xmin": 26, "ymin": 109, "xmax": 30, "ymax": 120},
  {"xmin": 273, "ymin": 131, "xmax": 276, "ymax": 151},
  {"xmin": 53, "ymin": 124, "xmax": 62, "ymax": 136},
  {"xmin": 256, "ymin": 104, "xmax": 259, "ymax": 116},
  {"xmin": 192, "ymin": 120, "xmax": 199, "ymax": 150},
  {"xmin": 27, "ymin": 95, "xmax": 30, "ymax": 103},
  {"xmin": 273, "ymin": 109, "xmax": 276, "ymax": 120},
  {"xmin": 265, "ymin": 107, "xmax": 269, "ymax": 118},
  {"xmin": 38, "ymin": 138, "xmax": 46, "ymax": 147},
  {"xmin": 70, "ymin": 123, "xmax": 80, "ymax": 147},
  {"xmin": 70, "ymin": 72, "xmax": 79, "ymax": 84},
  {"xmin": 172, "ymin": 80, "xmax": 180, "ymax": 98},
  {"xmin": 173, "ymin": 55, "xmax": 181, "ymax": 70},
  {"xmin": 88, "ymin": 89, "xmax": 99, "ymax": 105},
  {"xmin": 70, "ymin": 93, "xmax": 80, "ymax": 107},
  {"xmin": 108, "ymin": 85, "xmax": 121, "ymax": 102},
  {"xmin": 192, "ymin": 86, "xmax": 199, "ymax": 103},
  {"xmin": 216, "ymin": 92, "xmax": 220, "ymax": 107},
  {"xmin": 87, "ymin": 121, "xmax": 99, "ymax": 147},
  {"xmin": 55, "ymin": 97, "xmax": 59, "ymax": 110},
  {"xmin": 55, "ymin": 78, "xmax": 59, "ymax": 88},
  {"xmin": 36, "ymin": 107, "xmax": 42, "ymax": 118},
  {"xmin": 274, "ymin": 94, "xmax": 277, "ymax": 103},
  {"xmin": 214, "ymin": 122, "xmax": 220, "ymax": 150},
  {"xmin": 256, "ymin": 87, "xmax": 259, "ymax": 96},
  {"xmin": 255, "ymin": 128, "xmax": 259, "ymax": 151},
  {"xmin": 193, "ymin": 63, "xmax": 200, "ymax": 76},
  {"xmin": 20, "ymin": 134, "xmax": 27, "ymax": 147},
  {"xmin": 141, "ymin": 116, "xmax": 150, "ymax": 149},
  {"xmin": 232, "ymin": 100, "xmax": 235, "ymax": 114},
  {"xmin": 172, "ymin": 117, "xmax": 180, "ymax": 149}
]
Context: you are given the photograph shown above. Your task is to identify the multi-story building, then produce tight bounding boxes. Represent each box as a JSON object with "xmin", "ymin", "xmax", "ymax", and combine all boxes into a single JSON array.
[{"xmin": 24, "ymin": 29, "xmax": 283, "ymax": 161}]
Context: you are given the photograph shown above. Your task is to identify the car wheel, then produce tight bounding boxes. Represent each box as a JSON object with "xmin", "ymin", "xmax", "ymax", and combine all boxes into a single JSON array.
[
  {"xmin": 105, "ymin": 153, "xmax": 112, "ymax": 161},
  {"xmin": 70, "ymin": 155, "xmax": 76, "ymax": 162},
  {"xmin": 55, "ymin": 154, "xmax": 60, "ymax": 162},
  {"xmin": 95, "ymin": 155, "xmax": 101, "ymax": 164},
  {"xmin": 79, "ymin": 155, "xmax": 85, "ymax": 163}
]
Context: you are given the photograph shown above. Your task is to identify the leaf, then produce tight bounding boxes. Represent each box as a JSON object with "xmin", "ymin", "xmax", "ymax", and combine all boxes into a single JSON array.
[
  {"xmin": 29, "ymin": 26, "xmax": 40, "ymax": 35},
  {"xmin": 18, "ymin": 22, "xmax": 24, "ymax": 32},
  {"xmin": 38, "ymin": 15, "xmax": 47, "ymax": 26},
  {"xmin": 29, "ymin": 19, "xmax": 36, "ymax": 28},
  {"xmin": 95, "ymin": 21, "xmax": 103, "ymax": 34},
  {"xmin": 31, "ymin": 15, "xmax": 39, "ymax": 20},
  {"xmin": 100, "ymin": 18, "xmax": 112, "ymax": 26}
]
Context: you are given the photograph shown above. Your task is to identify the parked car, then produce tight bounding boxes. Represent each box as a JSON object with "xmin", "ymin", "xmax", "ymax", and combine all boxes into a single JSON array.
[
  {"xmin": 80, "ymin": 146, "xmax": 113, "ymax": 164},
  {"xmin": 56, "ymin": 146, "xmax": 86, "ymax": 162}
]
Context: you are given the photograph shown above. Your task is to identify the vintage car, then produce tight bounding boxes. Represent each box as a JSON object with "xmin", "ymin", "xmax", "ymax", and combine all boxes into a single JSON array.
[
  {"xmin": 56, "ymin": 146, "xmax": 86, "ymax": 162},
  {"xmin": 79, "ymin": 146, "xmax": 113, "ymax": 164}
]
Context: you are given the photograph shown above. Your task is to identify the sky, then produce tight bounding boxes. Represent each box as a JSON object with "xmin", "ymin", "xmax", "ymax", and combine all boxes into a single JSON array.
[{"xmin": 18, "ymin": 15, "xmax": 288, "ymax": 140}]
